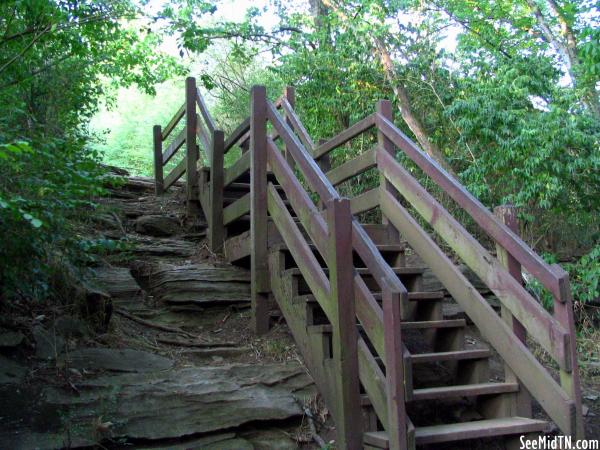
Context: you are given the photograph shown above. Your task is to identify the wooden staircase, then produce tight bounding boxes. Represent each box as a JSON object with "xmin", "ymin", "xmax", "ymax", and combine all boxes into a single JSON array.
[{"xmin": 152, "ymin": 78, "xmax": 584, "ymax": 449}]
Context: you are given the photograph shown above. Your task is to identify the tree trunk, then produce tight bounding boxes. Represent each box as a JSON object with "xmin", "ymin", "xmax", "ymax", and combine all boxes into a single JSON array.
[
  {"xmin": 375, "ymin": 38, "xmax": 457, "ymax": 177},
  {"xmin": 526, "ymin": 0, "xmax": 600, "ymax": 118}
]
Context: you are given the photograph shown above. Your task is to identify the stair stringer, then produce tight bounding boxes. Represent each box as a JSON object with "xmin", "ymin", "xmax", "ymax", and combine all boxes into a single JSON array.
[{"xmin": 267, "ymin": 250, "xmax": 339, "ymax": 415}]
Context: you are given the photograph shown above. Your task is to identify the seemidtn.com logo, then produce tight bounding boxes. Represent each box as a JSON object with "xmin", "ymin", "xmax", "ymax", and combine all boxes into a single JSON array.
[{"xmin": 520, "ymin": 435, "xmax": 599, "ymax": 449}]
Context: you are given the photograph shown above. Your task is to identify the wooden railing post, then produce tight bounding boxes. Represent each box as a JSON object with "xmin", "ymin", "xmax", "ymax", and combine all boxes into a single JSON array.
[
  {"xmin": 153, "ymin": 125, "xmax": 164, "ymax": 195},
  {"xmin": 250, "ymin": 85, "xmax": 270, "ymax": 335},
  {"xmin": 494, "ymin": 205, "xmax": 532, "ymax": 417},
  {"xmin": 185, "ymin": 76, "xmax": 199, "ymax": 216},
  {"xmin": 383, "ymin": 286, "xmax": 409, "ymax": 450},
  {"xmin": 209, "ymin": 129, "xmax": 225, "ymax": 252},
  {"xmin": 553, "ymin": 268, "xmax": 585, "ymax": 438},
  {"xmin": 326, "ymin": 197, "xmax": 362, "ymax": 449},
  {"xmin": 377, "ymin": 100, "xmax": 401, "ymax": 245}
]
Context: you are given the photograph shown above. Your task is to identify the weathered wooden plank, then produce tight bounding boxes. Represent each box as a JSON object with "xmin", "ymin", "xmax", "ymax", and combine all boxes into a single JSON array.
[
  {"xmin": 162, "ymin": 127, "xmax": 186, "ymax": 165},
  {"xmin": 197, "ymin": 168, "xmax": 210, "ymax": 217},
  {"xmin": 153, "ymin": 125, "xmax": 164, "ymax": 195},
  {"xmin": 376, "ymin": 113, "xmax": 565, "ymax": 301},
  {"xmin": 350, "ymin": 188, "xmax": 380, "ymax": 215},
  {"xmin": 355, "ymin": 276, "xmax": 385, "ymax": 358},
  {"xmin": 358, "ymin": 338, "xmax": 389, "ymax": 431},
  {"xmin": 314, "ymin": 113, "xmax": 376, "ymax": 159},
  {"xmin": 196, "ymin": 113, "xmax": 211, "ymax": 161},
  {"xmin": 164, "ymin": 158, "xmax": 186, "ymax": 189},
  {"xmin": 224, "ymin": 231, "xmax": 251, "ymax": 263},
  {"xmin": 250, "ymin": 86, "xmax": 270, "ymax": 335},
  {"xmin": 494, "ymin": 205, "xmax": 532, "ymax": 418},
  {"xmin": 209, "ymin": 129, "xmax": 225, "ymax": 251},
  {"xmin": 380, "ymin": 189, "xmax": 576, "ymax": 436},
  {"xmin": 224, "ymin": 117, "xmax": 250, "ymax": 153},
  {"xmin": 377, "ymin": 100, "xmax": 400, "ymax": 245},
  {"xmin": 267, "ymin": 183, "xmax": 333, "ymax": 319},
  {"xmin": 224, "ymin": 151, "xmax": 250, "ymax": 187},
  {"xmin": 383, "ymin": 288, "xmax": 408, "ymax": 450},
  {"xmin": 327, "ymin": 198, "xmax": 362, "ymax": 449},
  {"xmin": 161, "ymin": 102, "xmax": 185, "ymax": 141},
  {"xmin": 352, "ymin": 222, "xmax": 408, "ymax": 315},
  {"xmin": 326, "ymin": 148, "xmax": 377, "ymax": 186},
  {"xmin": 552, "ymin": 264, "xmax": 585, "ymax": 438},
  {"xmin": 379, "ymin": 150, "xmax": 570, "ymax": 370},
  {"xmin": 196, "ymin": 88, "xmax": 216, "ymax": 133},
  {"xmin": 267, "ymin": 102, "xmax": 338, "ymax": 201},
  {"xmin": 267, "ymin": 139, "xmax": 328, "ymax": 254},
  {"xmin": 267, "ymin": 251, "xmax": 338, "ymax": 419},
  {"xmin": 223, "ymin": 192, "xmax": 250, "ymax": 226},
  {"xmin": 280, "ymin": 96, "xmax": 315, "ymax": 153},
  {"xmin": 282, "ymin": 88, "xmax": 297, "ymax": 167},
  {"xmin": 185, "ymin": 77, "xmax": 199, "ymax": 215},
  {"xmin": 267, "ymin": 101, "xmax": 407, "ymax": 305}
]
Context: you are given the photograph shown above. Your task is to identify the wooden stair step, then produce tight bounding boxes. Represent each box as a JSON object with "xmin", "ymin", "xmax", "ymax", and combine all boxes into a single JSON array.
[
  {"xmin": 308, "ymin": 319, "xmax": 465, "ymax": 335},
  {"xmin": 363, "ymin": 417, "xmax": 548, "ymax": 447},
  {"xmin": 294, "ymin": 291, "xmax": 443, "ymax": 305},
  {"xmin": 410, "ymin": 348, "xmax": 491, "ymax": 364},
  {"xmin": 286, "ymin": 267, "xmax": 426, "ymax": 277},
  {"xmin": 411, "ymin": 382, "xmax": 519, "ymax": 401},
  {"xmin": 272, "ymin": 242, "xmax": 407, "ymax": 254},
  {"xmin": 370, "ymin": 291, "xmax": 444, "ymax": 301}
]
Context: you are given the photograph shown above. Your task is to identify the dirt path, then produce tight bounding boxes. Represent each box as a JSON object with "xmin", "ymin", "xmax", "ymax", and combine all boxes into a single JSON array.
[{"xmin": 0, "ymin": 176, "xmax": 324, "ymax": 449}]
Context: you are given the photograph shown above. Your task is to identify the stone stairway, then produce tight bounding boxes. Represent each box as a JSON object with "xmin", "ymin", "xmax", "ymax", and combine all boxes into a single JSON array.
[{"xmin": 0, "ymin": 175, "xmax": 324, "ymax": 450}]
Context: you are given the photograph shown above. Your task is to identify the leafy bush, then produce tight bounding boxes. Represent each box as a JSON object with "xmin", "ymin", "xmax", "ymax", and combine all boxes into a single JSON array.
[{"xmin": 0, "ymin": 138, "xmax": 115, "ymax": 301}]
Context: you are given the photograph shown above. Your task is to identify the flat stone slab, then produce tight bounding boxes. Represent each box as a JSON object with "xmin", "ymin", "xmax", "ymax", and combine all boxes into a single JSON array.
[
  {"xmin": 149, "ymin": 263, "xmax": 250, "ymax": 304},
  {"xmin": 0, "ymin": 362, "xmax": 312, "ymax": 448},
  {"xmin": 130, "ymin": 236, "xmax": 198, "ymax": 258},
  {"xmin": 135, "ymin": 214, "xmax": 182, "ymax": 237},
  {"xmin": 93, "ymin": 266, "xmax": 142, "ymax": 298},
  {"xmin": 58, "ymin": 348, "xmax": 174, "ymax": 373}
]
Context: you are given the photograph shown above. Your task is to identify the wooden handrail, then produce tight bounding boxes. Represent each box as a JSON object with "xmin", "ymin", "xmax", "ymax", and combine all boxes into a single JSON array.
[
  {"xmin": 380, "ymin": 188, "xmax": 576, "ymax": 436},
  {"xmin": 196, "ymin": 88, "xmax": 216, "ymax": 134},
  {"xmin": 224, "ymin": 117, "xmax": 250, "ymax": 153},
  {"xmin": 313, "ymin": 113, "xmax": 376, "ymax": 159},
  {"xmin": 266, "ymin": 101, "xmax": 407, "ymax": 299},
  {"xmin": 326, "ymin": 147, "xmax": 378, "ymax": 186},
  {"xmin": 279, "ymin": 97, "xmax": 315, "ymax": 152},
  {"xmin": 378, "ymin": 149, "xmax": 571, "ymax": 369},
  {"xmin": 161, "ymin": 103, "xmax": 185, "ymax": 141},
  {"xmin": 375, "ymin": 112, "xmax": 566, "ymax": 302},
  {"xmin": 162, "ymin": 127, "xmax": 186, "ymax": 165}
]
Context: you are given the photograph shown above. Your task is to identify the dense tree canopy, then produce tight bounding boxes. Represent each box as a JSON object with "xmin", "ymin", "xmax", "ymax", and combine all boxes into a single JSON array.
[{"xmin": 0, "ymin": 0, "xmax": 598, "ymax": 311}]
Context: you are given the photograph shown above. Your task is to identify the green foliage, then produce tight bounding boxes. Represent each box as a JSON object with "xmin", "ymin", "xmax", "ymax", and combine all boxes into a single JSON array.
[
  {"xmin": 91, "ymin": 80, "xmax": 187, "ymax": 176},
  {"xmin": 0, "ymin": 0, "xmax": 183, "ymax": 302},
  {"xmin": 568, "ymin": 245, "xmax": 600, "ymax": 306},
  {"xmin": 182, "ymin": 0, "xmax": 599, "ymax": 314},
  {"xmin": 0, "ymin": 137, "xmax": 112, "ymax": 299}
]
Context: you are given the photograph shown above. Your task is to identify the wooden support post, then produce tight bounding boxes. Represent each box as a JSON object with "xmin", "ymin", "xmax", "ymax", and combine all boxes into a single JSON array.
[
  {"xmin": 250, "ymin": 85, "xmax": 270, "ymax": 335},
  {"xmin": 326, "ymin": 197, "xmax": 362, "ymax": 450},
  {"xmin": 153, "ymin": 125, "xmax": 164, "ymax": 195},
  {"xmin": 209, "ymin": 129, "xmax": 225, "ymax": 252},
  {"xmin": 376, "ymin": 100, "xmax": 400, "ymax": 243},
  {"xmin": 283, "ymin": 86, "xmax": 296, "ymax": 167},
  {"xmin": 493, "ymin": 205, "xmax": 533, "ymax": 418},
  {"xmin": 553, "ymin": 268, "xmax": 585, "ymax": 438},
  {"xmin": 185, "ymin": 76, "xmax": 199, "ymax": 216},
  {"xmin": 383, "ymin": 287, "xmax": 409, "ymax": 450}
]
